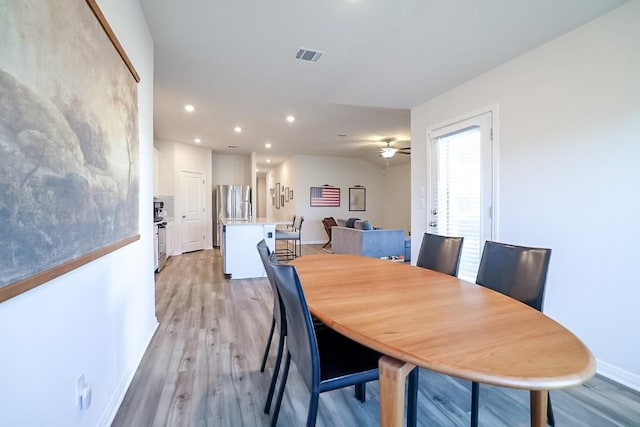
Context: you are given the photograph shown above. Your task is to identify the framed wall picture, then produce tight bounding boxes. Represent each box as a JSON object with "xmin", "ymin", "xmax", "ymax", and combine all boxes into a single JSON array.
[
  {"xmin": 349, "ymin": 187, "xmax": 366, "ymax": 211},
  {"xmin": 285, "ymin": 187, "xmax": 289, "ymax": 202},
  {"xmin": 0, "ymin": 0, "xmax": 141, "ymax": 302},
  {"xmin": 310, "ymin": 186, "xmax": 340, "ymax": 207},
  {"xmin": 280, "ymin": 194, "xmax": 285, "ymax": 207},
  {"xmin": 275, "ymin": 182, "xmax": 280, "ymax": 208},
  {"xmin": 289, "ymin": 189, "xmax": 294, "ymax": 200}
]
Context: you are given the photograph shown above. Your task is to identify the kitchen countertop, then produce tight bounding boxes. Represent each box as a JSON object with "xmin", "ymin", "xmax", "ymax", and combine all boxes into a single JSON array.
[{"xmin": 221, "ymin": 217, "xmax": 290, "ymax": 225}]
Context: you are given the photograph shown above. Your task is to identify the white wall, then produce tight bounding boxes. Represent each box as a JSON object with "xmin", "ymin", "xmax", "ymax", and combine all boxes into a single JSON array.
[
  {"xmin": 273, "ymin": 155, "xmax": 388, "ymax": 243},
  {"xmin": 382, "ymin": 163, "xmax": 411, "ymax": 232},
  {"xmin": 0, "ymin": 1, "xmax": 158, "ymax": 425},
  {"xmin": 175, "ymin": 143, "xmax": 214, "ymax": 250},
  {"xmin": 411, "ymin": 2, "xmax": 640, "ymax": 390},
  {"xmin": 211, "ymin": 152, "xmax": 252, "ymax": 186},
  {"xmin": 154, "ymin": 139, "xmax": 176, "ymax": 195}
]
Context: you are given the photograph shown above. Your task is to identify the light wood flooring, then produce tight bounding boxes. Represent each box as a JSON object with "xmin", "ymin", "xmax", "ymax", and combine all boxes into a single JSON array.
[{"xmin": 112, "ymin": 245, "xmax": 640, "ymax": 426}]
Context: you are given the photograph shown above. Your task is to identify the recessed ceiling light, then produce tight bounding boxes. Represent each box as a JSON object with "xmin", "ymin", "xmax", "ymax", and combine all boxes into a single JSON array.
[
  {"xmin": 265, "ymin": 143, "xmax": 272, "ymax": 148},
  {"xmin": 337, "ymin": 134, "xmax": 347, "ymax": 137},
  {"xmin": 266, "ymin": 159, "xmax": 271, "ymax": 163},
  {"xmin": 228, "ymin": 145, "xmax": 239, "ymax": 149},
  {"xmin": 286, "ymin": 115, "xmax": 295, "ymax": 123},
  {"xmin": 184, "ymin": 104, "xmax": 195, "ymax": 112},
  {"xmin": 194, "ymin": 138, "xmax": 201, "ymax": 143},
  {"xmin": 234, "ymin": 126, "xmax": 242, "ymax": 133}
]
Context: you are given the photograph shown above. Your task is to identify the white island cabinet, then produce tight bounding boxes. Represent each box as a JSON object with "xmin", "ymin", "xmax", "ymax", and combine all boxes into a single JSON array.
[{"xmin": 221, "ymin": 218, "xmax": 277, "ymax": 279}]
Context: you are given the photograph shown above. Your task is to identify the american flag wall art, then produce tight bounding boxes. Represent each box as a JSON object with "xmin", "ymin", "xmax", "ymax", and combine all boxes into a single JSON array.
[{"xmin": 310, "ymin": 187, "xmax": 340, "ymax": 207}]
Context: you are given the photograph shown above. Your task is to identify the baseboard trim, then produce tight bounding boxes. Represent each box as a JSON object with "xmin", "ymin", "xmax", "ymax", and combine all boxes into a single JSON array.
[
  {"xmin": 302, "ymin": 240, "xmax": 328, "ymax": 245},
  {"xmin": 98, "ymin": 320, "xmax": 159, "ymax": 427},
  {"xmin": 597, "ymin": 359, "xmax": 640, "ymax": 392}
]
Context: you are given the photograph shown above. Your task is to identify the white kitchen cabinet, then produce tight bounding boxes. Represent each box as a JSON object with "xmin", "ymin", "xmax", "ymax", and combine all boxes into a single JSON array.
[{"xmin": 221, "ymin": 219, "xmax": 276, "ymax": 279}]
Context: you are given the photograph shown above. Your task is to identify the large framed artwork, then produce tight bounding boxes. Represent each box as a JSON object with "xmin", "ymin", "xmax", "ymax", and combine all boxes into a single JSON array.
[
  {"xmin": 0, "ymin": 0, "xmax": 141, "ymax": 302},
  {"xmin": 310, "ymin": 186, "xmax": 340, "ymax": 207},
  {"xmin": 349, "ymin": 187, "xmax": 366, "ymax": 211}
]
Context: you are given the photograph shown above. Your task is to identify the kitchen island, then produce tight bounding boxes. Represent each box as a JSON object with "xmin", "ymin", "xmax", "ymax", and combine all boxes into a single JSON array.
[{"xmin": 220, "ymin": 218, "xmax": 283, "ymax": 279}]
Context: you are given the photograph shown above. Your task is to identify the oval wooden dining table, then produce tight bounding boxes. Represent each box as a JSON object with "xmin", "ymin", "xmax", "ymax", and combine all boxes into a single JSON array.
[{"xmin": 290, "ymin": 254, "xmax": 596, "ymax": 427}]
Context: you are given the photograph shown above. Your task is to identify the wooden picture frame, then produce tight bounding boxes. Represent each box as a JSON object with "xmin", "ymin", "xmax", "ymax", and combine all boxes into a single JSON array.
[
  {"xmin": 275, "ymin": 182, "xmax": 281, "ymax": 208},
  {"xmin": 285, "ymin": 187, "xmax": 290, "ymax": 202},
  {"xmin": 289, "ymin": 189, "xmax": 294, "ymax": 200},
  {"xmin": 0, "ymin": 0, "xmax": 140, "ymax": 302},
  {"xmin": 349, "ymin": 187, "xmax": 366, "ymax": 211}
]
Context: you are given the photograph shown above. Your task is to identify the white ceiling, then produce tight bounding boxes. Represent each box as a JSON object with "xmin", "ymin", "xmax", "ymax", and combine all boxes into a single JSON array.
[{"xmin": 139, "ymin": 0, "xmax": 626, "ymax": 170}]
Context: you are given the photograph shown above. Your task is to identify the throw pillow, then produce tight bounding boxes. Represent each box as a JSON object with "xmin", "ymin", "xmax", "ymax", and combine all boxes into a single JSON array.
[
  {"xmin": 360, "ymin": 220, "xmax": 372, "ymax": 230},
  {"xmin": 346, "ymin": 217, "xmax": 360, "ymax": 228}
]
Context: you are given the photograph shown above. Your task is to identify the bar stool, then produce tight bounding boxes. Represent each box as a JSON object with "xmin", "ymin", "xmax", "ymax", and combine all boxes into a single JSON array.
[{"xmin": 275, "ymin": 216, "xmax": 304, "ymax": 259}]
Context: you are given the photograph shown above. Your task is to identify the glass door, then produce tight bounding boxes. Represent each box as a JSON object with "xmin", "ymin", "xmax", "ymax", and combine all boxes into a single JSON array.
[{"xmin": 427, "ymin": 112, "xmax": 493, "ymax": 281}]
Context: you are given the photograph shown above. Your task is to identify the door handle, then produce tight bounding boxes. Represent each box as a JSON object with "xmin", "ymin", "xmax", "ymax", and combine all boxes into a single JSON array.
[{"xmin": 429, "ymin": 221, "xmax": 437, "ymax": 227}]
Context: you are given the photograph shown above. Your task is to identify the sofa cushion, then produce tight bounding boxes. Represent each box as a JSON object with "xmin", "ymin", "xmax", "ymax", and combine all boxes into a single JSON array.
[
  {"xmin": 359, "ymin": 220, "xmax": 372, "ymax": 230},
  {"xmin": 346, "ymin": 217, "xmax": 360, "ymax": 228}
]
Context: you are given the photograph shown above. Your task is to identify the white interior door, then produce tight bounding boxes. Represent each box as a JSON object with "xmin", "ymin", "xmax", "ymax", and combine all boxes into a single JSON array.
[
  {"xmin": 427, "ymin": 111, "xmax": 494, "ymax": 281},
  {"xmin": 181, "ymin": 171, "xmax": 205, "ymax": 253}
]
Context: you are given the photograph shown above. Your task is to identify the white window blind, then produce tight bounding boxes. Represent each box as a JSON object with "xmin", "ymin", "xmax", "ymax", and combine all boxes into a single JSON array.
[{"xmin": 431, "ymin": 126, "xmax": 482, "ymax": 281}]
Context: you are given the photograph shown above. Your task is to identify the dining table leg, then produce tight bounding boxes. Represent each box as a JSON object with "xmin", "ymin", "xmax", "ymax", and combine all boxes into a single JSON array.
[
  {"xmin": 530, "ymin": 390, "xmax": 548, "ymax": 427},
  {"xmin": 379, "ymin": 355, "xmax": 416, "ymax": 427}
]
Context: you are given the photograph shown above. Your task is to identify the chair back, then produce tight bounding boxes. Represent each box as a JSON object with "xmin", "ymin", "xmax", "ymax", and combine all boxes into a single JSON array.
[
  {"xmin": 476, "ymin": 241, "xmax": 552, "ymax": 311},
  {"xmin": 293, "ymin": 215, "xmax": 304, "ymax": 232},
  {"xmin": 257, "ymin": 240, "xmax": 286, "ymax": 333},
  {"xmin": 269, "ymin": 254, "xmax": 319, "ymax": 392},
  {"xmin": 322, "ymin": 217, "xmax": 337, "ymax": 228},
  {"xmin": 416, "ymin": 233, "xmax": 464, "ymax": 276}
]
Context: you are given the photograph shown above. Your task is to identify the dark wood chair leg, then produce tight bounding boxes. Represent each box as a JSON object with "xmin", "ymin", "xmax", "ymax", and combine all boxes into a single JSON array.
[
  {"xmin": 260, "ymin": 317, "xmax": 275, "ymax": 372},
  {"xmin": 471, "ymin": 381, "xmax": 479, "ymax": 427},
  {"xmin": 407, "ymin": 368, "xmax": 419, "ymax": 427},
  {"xmin": 270, "ymin": 354, "xmax": 291, "ymax": 427},
  {"xmin": 354, "ymin": 383, "xmax": 366, "ymax": 402},
  {"xmin": 264, "ymin": 331, "xmax": 285, "ymax": 414},
  {"xmin": 547, "ymin": 393, "xmax": 555, "ymax": 426}
]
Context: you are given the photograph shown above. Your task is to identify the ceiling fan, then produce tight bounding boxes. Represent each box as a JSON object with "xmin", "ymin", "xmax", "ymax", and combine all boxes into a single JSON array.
[{"xmin": 379, "ymin": 137, "xmax": 410, "ymax": 158}]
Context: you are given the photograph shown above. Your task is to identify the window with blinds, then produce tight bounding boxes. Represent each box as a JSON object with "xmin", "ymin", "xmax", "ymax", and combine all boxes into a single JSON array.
[{"xmin": 428, "ymin": 112, "xmax": 493, "ymax": 281}]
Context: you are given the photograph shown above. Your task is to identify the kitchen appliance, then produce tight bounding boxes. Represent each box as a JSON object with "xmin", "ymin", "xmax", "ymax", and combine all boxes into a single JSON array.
[
  {"xmin": 156, "ymin": 221, "xmax": 167, "ymax": 272},
  {"xmin": 153, "ymin": 199, "xmax": 164, "ymax": 222},
  {"xmin": 214, "ymin": 184, "xmax": 251, "ymax": 247},
  {"xmin": 153, "ymin": 198, "xmax": 167, "ymax": 272}
]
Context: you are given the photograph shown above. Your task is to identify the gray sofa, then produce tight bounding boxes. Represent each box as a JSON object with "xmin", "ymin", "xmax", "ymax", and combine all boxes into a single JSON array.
[{"xmin": 331, "ymin": 225, "xmax": 406, "ymax": 259}]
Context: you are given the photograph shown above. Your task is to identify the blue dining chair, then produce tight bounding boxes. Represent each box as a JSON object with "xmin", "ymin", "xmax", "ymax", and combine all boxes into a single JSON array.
[
  {"xmin": 408, "ymin": 232, "xmax": 464, "ymax": 427},
  {"xmin": 471, "ymin": 240, "xmax": 554, "ymax": 427},
  {"xmin": 257, "ymin": 240, "xmax": 287, "ymax": 414},
  {"xmin": 268, "ymin": 255, "xmax": 380, "ymax": 427}
]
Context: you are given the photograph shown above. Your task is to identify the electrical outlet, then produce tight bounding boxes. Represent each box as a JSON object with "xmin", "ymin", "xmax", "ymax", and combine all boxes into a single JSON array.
[{"xmin": 76, "ymin": 374, "xmax": 92, "ymax": 410}]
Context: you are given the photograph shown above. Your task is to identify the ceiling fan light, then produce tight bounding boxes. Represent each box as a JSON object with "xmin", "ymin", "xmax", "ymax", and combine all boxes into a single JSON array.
[{"xmin": 380, "ymin": 147, "xmax": 397, "ymax": 158}]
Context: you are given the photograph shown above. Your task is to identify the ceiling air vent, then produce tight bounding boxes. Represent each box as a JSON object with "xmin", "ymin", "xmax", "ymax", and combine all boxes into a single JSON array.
[{"xmin": 295, "ymin": 47, "xmax": 324, "ymax": 63}]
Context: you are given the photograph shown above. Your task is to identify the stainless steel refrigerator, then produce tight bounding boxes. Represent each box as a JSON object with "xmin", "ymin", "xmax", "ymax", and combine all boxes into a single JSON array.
[{"xmin": 214, "ymin": 184, "xmax": 251, "ymax": 247}]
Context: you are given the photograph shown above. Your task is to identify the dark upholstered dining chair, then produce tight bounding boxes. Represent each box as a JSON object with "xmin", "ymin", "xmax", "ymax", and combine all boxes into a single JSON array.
[
  {"xmin": 408, "ymin": 232, "xmax": 464, "ymax": 427},
  {"xmin": 416, "ymin": 232, "xmax": 465, "ymax": 276},
  {"xmin": 257, "ymin": 240, "xmax": 287, "ymax": 414},
  {"xmin": 321, "ymin": 217, "xmax": 337, "ymax": 249},
  {"xmin": 268, "ymin": 255, "xmax": 380, "ymax": 427},
  {"xmin": 471, "ymin": 240, "xmax": 554, "ymax": 427}
]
